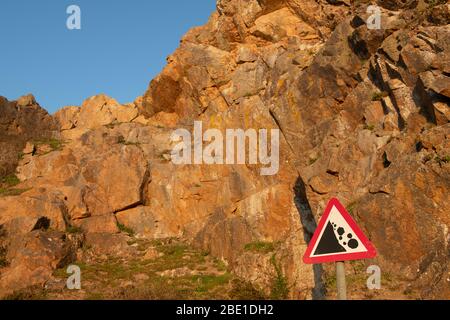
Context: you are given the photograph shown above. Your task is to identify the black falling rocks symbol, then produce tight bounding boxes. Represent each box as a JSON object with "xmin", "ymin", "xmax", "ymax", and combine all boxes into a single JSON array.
[{"xmin": 314, "ymin": 221, "xmax": 359, "ymax": 255}]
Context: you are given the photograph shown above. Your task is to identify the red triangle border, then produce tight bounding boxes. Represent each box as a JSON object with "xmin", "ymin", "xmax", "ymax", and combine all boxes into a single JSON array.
[{"xmin": 303, "ymin": 198, "xmax": 377, "ymax": 264}]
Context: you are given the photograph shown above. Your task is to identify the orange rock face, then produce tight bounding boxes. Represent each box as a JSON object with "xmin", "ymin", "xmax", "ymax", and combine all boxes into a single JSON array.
[{"xmin": 0, "ymin": 0, "xmax": 449, "ymax": 299}]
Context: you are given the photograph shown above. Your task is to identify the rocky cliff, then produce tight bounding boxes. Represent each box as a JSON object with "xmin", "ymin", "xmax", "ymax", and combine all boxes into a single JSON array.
[
  {"xmin": 0, "ymin": 0, "xmax": 449, "ymax": 300},
  {"xmin": 0, "ymin": 95, "xmax": 58, "ymax": 179}
]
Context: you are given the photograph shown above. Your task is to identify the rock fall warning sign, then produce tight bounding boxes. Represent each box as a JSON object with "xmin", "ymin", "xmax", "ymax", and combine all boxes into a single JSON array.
[{"xmin": 303, "ymin": 198, "xmax": 377, "ymax": 264}]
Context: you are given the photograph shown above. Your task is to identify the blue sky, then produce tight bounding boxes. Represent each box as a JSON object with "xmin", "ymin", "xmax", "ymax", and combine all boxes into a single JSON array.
[{"xmin": 0, "ymin": 0, "xmax": 216, "ymax": 113}]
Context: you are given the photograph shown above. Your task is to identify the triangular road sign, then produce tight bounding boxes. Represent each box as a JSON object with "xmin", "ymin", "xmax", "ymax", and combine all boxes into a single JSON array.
[{"xmin": 303, "ymin": 198, "xmax": 377, "ymax": 264}]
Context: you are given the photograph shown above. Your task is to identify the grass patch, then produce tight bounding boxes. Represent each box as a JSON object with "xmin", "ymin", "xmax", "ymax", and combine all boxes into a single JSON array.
[
  {"xmin": 145, "ymin": 241, "xmax": 193, "ymax": 272},
  {"xmin": 427, "ymin": 0, "xmax": 447, "ymax": 7},
  {"xmin": 244, "ymin": 241, "xmax": 275, "ymax": 254},
  {"xmin": 0, "ymin": 187, "xmax": 31, "ymax": 197},
  {"xmin": 0, "ymin": 174, "xmax": 30, "ymax": 197},
  {"xmin": 85, "ymin": 292, "xmax": 105, "ymax": 300},
  {"xmin": 66, "ymin": 225, "xmax": 83, "ymax": 234},
  {"xmin": 2, "ymin": 286, "xmax": 48, "ymax": 300},
  {"xmin": 371, "ymin": 91, "xmax": 389, "ymax": 101},
  {"xmin": 229, "ymin": 279, "xmax": 266, "ymax": 300},
  {"xmin": 309, "ymin": 156, "xmax": 320, "ymax": 166},
  {"xmin": 1, "ymin": 174, "xmax": 20, "ymax": 187},
  {"xmin": 158, "ymin": 152, "xmax": 172, "ymax": 162},
  {"xmin": 214, "ymin": 259, "xmax": 227, "ymax": 272},
  {"xmin": 113, "ymin": 280, "xmax": 187, "ymax": 300},
  {"xmin": 191, "ymin": 273, "xmax": 232, "ymax": 293},
  {"xmin": 347, "ymin": 201, "xmax": 358, "ymax": 215},
  {"xmin": 435, "ymin": 155, "xmax": 450, "ymax": 165},
  {"xmin": 34, "ymin": 138, "xmax": 63, "ymax": 152},
  {"xmin": 117, "ymin": 135, "xmax": 141, "ymax": 146},
  {"xmin": 269, "ymin": 255, "xmax": 289, "ymax": 300},
  {"xmin": 117, "ymin": 222, "xmax": 135, "ymax": 236},
  {"xmin": 324, "ymin": 273, "xmax": 337, "ymax": 292},
  {"xmin": 95, "ymin": 262, "xmax": 129, "ymax": 279},
  {"xmin": 156, "ymin": 243, "xmax": 188, "ymax": 257},
  {"xmin": 41, "ymin": 239, "xmax": 271, "ymax": 300}
]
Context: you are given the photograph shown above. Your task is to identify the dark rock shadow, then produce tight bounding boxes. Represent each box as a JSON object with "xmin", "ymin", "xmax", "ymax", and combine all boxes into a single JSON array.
[{"xmin": 294, "ymin": 176, "xmax": 326, "ymax": 300}]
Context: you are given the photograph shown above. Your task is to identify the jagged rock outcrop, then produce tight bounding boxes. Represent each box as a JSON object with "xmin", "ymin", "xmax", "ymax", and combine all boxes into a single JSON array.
[
  {"xmin": 0, "ymin": 0, "xmax": 449, "ymax": 299},
  {"xmin": 0, "ymin": 230, "xmax": 78, "ymax": 297},
  {"xmin": 0, "ymin": 95, "xmax": 58, "ymax": 178},
  {"xmin": 138, "ymin": 0, "xmax": 449, "ymax": 298}
]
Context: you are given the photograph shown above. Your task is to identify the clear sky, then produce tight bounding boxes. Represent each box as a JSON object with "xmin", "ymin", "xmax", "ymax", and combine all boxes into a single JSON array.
[{"xmin": 0, "ymin": 0, "xmax": 216, "ymax": 113}]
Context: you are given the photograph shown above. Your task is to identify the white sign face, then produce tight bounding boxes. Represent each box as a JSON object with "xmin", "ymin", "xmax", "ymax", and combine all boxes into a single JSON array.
[{"xmin": 310, "ymin": 206, "xmax": 369, "ymax": 258}]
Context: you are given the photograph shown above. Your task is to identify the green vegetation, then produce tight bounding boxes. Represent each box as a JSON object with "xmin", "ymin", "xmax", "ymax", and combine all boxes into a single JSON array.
[
  {"xmin": 347, "ymin": 201, "xmax": 357, "ymax": 215},
  {"xmin": 117, "ymin": 135, "xmax": 141, "ymax": 146},
  {"xmin": 229, "ymin": 279, "xmax": 266, "ymax": 300},
  {"xmin": 244, "ymin": 241, "xmax": 275, "ymax": 254},
  {"xmin": 8, "ymin": 239, "xmax": 274, "ymax": 300},
  {"xmin": 85, "ymin": 292, "xmax": 105, "ymax": 300},
  {"xmin": 0, "ymin": 174, "xmax": 29, "ymax": 197},
  {"xmin": 324, "ymin": 273, "xmax": 337, "ymax": 291},
  {"xmin": 423, "ymin": 154, "xmax": 450, "ymax": 165},
  {"xmin": 322, "ymin": 261, "xmax": 407, "ymax": 299},
  {"xmin": 66, "ymin": 225, "xmax": 83, "ymax": 234},
  {"xmin": 156, "ymin": 242, "xmax": 188, "ymax": 257},
  {"xmin": 0, "ymin": 187, "xmax": 31, "ymax": 197},
  {"xmin": 364, "ymin": 124, "xmax": 375, "ymax": 131},
  {"xmin": 214, "ymin": 258, "xmax": 227, "ymax": 272},
  {"xmin": 117, "ymin": 222, "xmax": 135, "ymax": 237},
  {"xmin": 158, "ymin": 150, "xmax": 172, "ymax": 162},
  {"xmin": 34, "ymin": 138, "xmax": 63, "ymax": 152},
  {"xmin": 2, "ymin": 286, "xmax": 48, "ymax": 301},
  {"xmin": 427, "ymin": 0, "xmax": 447, "ymax": 7},
  {"xmin": 49, "ymin": 240, "xmax": 251, "ymax": 300},
  {"xmin": 191, "ymin": 274, "xmax": 232, "ymax": 294},
  {"xmin": 371, "ymin": 91, "xmax": 389, "ymax": 101},
  {"xmin": 1, "ymin": 174, "xmax": 20, "ymax": 187},
  {"xmin": 269, "ymin": 255, "xmax": 289, "ymax": 300},
  {"xmin": 435, "ymin": 155, "xmax": 450, "ymax": 165},
  {"xmin": 309, "ymin": 156, "xmax": 320, "ymax": 166},
  {"xmin": 423, "ymin": 154, "xmax": 434, "ymax": 163}
]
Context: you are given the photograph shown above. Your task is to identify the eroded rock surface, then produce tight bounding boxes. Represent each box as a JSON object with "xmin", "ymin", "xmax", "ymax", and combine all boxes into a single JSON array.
[
  {"xmin": 0, "ymin": 95, "xmax": 59, "ymax": 178},
  {"xmin": 0, "ymin": 0, "xmax": 448, "ymax": 299}
]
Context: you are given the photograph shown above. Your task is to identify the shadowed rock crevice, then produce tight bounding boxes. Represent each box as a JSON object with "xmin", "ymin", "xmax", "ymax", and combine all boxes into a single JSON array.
[{"xmin": 294, "ymin": 177, "xmax": 325, "ymax": 300}]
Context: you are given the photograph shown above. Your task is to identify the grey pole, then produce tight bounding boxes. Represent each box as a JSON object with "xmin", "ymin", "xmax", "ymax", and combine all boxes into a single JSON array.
[{"xmin": 336, "ymin": 261, "xmax": 347, "ymax": 300}]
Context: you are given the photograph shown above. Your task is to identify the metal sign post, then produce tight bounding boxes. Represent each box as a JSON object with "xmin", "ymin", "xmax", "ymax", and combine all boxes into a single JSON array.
[
  {"xmin": 336, "ymin": 261, "xmax": 347, "ymax": 300},
  {"xmin": 303, "ymin": 198, "xmax": 377, "ymax": 300}
]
